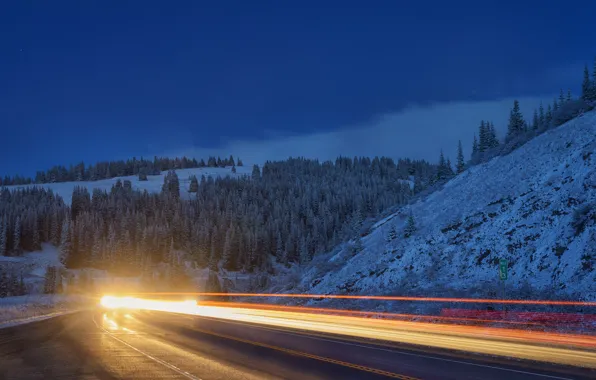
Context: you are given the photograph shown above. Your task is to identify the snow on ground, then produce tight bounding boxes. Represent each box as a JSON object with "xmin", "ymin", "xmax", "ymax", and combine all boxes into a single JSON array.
[
  {"xmin": 0, "ymin": 244, "xmax": 96, "ymax": 327},
  {"xmin": 6, "ymin": 166, "xmax": 253, "ymax": 205},
  {"xmin": 0, "ymin": 294, "xmax": 93, "ymax": 328},
  {"xmin": 273, "ymin": 111, "xmax": 596, "ymax": 309},
  {"xmin": 0, "ymin": 243, "xmax": 61, "ymax": 289}
]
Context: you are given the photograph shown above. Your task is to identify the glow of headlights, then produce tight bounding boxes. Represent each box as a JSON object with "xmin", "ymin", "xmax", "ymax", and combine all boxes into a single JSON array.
[{"xmin": 100, "ymin": 295, "xmax": 200, "ymax": 314}]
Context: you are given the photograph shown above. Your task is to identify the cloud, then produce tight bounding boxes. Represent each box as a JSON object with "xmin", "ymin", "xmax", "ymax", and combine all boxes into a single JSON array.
[
  {"xmin": 166, "ymin": 96, "xmax": 553, "ymax": 166},
  {"xmin": 543, "ymin": 62, "xmax": 586, "ymax": 92}
]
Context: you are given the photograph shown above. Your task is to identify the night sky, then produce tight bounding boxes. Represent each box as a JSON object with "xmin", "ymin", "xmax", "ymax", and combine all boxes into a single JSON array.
[{"xmin": 1, "ymin": 0, "xmax": 595, "ymax": 176}]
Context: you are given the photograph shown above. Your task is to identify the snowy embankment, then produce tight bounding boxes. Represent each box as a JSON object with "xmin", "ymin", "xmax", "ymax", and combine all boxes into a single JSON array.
[
  {"xmin": 0, "ymin": 244, "xmax": 96, "ymax": 328},
  {"xmin": 0, "ymin": 294, "xmax": 93, "ymax": 328},
  {"xmin": 7, "ymin": 166, "xmax": 253, "ymax": 205},
  {"xmin": 270, "ymin": 111, "xmax": 596, "ymax": 311}
]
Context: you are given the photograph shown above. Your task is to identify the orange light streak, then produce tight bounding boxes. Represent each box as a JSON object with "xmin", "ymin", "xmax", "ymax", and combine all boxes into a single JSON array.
[
  {"xmin": 127, "ymin": 292, "xmax": 596, "ymax": 306},
  {"xmin": 198, "ymin": 301, "xmax": 542, "ymax": 327},
  {"xmin": 100, "ymin": 295, "xmax": 596, "ymax": 368}
]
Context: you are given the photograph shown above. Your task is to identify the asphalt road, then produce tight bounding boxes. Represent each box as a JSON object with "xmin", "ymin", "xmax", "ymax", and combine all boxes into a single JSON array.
[{"xmin": 0, "ymin": 309, "xmax": 594, "ymax": 380}]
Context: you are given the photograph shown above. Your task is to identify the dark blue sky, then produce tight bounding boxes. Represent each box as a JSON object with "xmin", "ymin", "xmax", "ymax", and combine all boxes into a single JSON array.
[{"xmin": 1, "ymin": 0, "xmax": 595, "ymax": 176}]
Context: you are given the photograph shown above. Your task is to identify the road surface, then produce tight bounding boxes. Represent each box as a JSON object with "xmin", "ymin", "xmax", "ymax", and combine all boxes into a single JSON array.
[{"xmin": 0, "ymin": 309, "xmax": 594, "ymax": 379}]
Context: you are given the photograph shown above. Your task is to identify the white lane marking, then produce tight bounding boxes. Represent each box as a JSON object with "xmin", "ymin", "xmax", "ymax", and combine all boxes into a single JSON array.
[
  {"xmin": 92, "ymin": 314, "xmax": 201, "ymax": 380},
  {"xmin": 183, "ymin": 314, "xmax": 575, "ymax": 380}
]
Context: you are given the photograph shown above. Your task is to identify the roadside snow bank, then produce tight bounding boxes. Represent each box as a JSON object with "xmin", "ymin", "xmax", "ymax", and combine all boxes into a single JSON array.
[{"xmin": 0, "ymin": 294, "xmax": 95, "ymax": 328}]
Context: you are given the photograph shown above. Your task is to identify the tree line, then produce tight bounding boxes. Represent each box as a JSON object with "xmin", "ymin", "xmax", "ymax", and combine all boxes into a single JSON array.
[
  {"xmin": 453, "ymin": 57, "xmax": 596, "ymax": 172},
  {"xmin": 1, "ymin": 155, "xmax": 440, "ymax": 292},
  {"xmin": 0, "ymin": 155, "xmax": 244, "ymax": 186}
]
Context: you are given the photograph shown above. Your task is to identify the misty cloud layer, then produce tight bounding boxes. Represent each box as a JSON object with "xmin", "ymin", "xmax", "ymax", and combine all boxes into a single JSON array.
[{"xmin": 168, "ymin": 96, "xmax": 553, "ymax": 165}]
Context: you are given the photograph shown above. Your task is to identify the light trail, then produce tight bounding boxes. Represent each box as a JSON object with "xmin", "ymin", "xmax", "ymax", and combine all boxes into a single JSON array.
[
  {"xmin": 99, "ymin": 295, "xmax": 596, "ymax": 369},
  {"xmin": 197, "ymin": 301, "xmax": 544, "ymax": 327},
  {"xmin": 124, "ymin": 292, "xmax": 596, "ymax": 307}
]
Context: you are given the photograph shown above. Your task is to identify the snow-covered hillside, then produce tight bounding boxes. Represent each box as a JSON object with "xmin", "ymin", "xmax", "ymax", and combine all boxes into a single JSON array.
[
  {"xmin": 6, "ymin": 166, "xmax": 253, "ymax": 205},
  {"xmin": 279, "ymin": 111, "xmax": 596, "ymax": 304},
  {"xmin": 0, "ymin": 244, "xmax": 95, "ymax": 325},
  {"xmin": 0, "ymin": 243, "xmax": 62, "ymax": 291}
]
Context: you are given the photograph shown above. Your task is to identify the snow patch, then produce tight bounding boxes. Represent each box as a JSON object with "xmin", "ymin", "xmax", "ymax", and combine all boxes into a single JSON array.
[
  {"xmin": 0, "ymin": 295, "xmax": 93, "ymax": 328},
  {"xmin": 6, "ymin": 166, "xmax": 253, "ymax": 205}
]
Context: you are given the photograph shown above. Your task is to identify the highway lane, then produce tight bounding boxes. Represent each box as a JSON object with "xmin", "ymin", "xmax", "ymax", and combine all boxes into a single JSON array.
[
  {"xmin": 0, "ymin": 309, "xmax": 594, "ymax": 380},
  {"xmin": 132, "ymin": 310, "xmax": 596, "ymax": 380},
  {"xmin": 0, "ymin": 310, "xmax": 402, "ymax": 380}
]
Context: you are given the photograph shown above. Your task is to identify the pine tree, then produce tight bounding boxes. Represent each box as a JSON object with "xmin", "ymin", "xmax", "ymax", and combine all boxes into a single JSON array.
[
  {"xmin": 222, "ymin": 226, "xmax": 234, "ymax": 270},
  {"xmin": 121, "ymin": 230, "xmax": 133, "ymax": 272},
  {"xmin": 413, "ymin": 175, "xmax": 424, "ymax": 194},
  {"xmin": 506, "ymin": 100, "xmax": 525, "ymax": 140},
  {"xmin": 472, "ymin": 134, "xmax": 478, "ymax": 156},
  {"xmin": 107, "ymin": 224, "xmax": 117, "ymax": 265},
  {"xmin": 404, "ymin": 212, "xmax": 416, "ymax": 238},
  {"xmin": 0, "ymin": 271, "xmax": 8, "ymax": 298},
  {"xmin": 55, "ymin": 269, "xmax": 63, "ymax": 293},
  {"xmin": 43, "ymin": 266, "xmax": 56, "ymax": 294},
  {"xmin": 538, "ymin": 102, "xmax": 545, "ymax": 126},
  {"xmin": 162, "ymin": 170, "xmax": 180, "ymax": 199},
  {"xmin": 299, "ymin": 238, "xmax": 310, "ymax": 262},
  {"xmin": 532, "ymin": 109, "xmax": 539, "ymax": 130},
  {"xmin": 456, "ymin": 140, "xmax": 465, "ymax": 174},
  {"xmin": 582, "ymin": 64, "xmax": 591, "ymax": 100},
  {"xmin": 164, "ymin": 237, "xmax": 175, "ymax": 265},
  {"xmin": 50, "ymin": 211, "xmax": 60, "ymax": 246},
  {"xmin": 188, "ymin": 175, "xmax": 199, "ymax": 193},
  {"xmin": 9, "ymin": 273, "xmax": 19, "ymax": 297},
  {"xmin": 350, "ymin": 209, "xmax": 363, "ymax": 237},
  {"xmin": 91, "ymin": 229, "xmax": 101, "ymax": 267},
  {"xmin": 546, "ymin": 104, "xmax": 552, "ymax": 124},
  {"xmin": 59, "ymin": 219, "xmax": 72, "ymax": 266},
  {"xmin": 592, "ymin": 57, "xmax": 596, "ymax": 101},
  {"xmin": 32, "ymin": 214, "xmax": 40, "ymax": 251},
  {"xmin": 552, "ymin": 97, "xmax": 558, "ymax": 112},
  {"xmin": 488, "ymin": 122, "xmax": 499, "ymax": 148},
  {"xmin": 558, "ymin": 89, "xmax": 565, "ymax": 106},
  {"xmin": 208, "ymin": 234, "xmax": 218, "ymax": 271},
  {"xmin": 275, "ymin": 232, "xmax": 285, "ymax": 263},
  {"xmin": 446, "ymin": 158, "xmax": 454, "ymax": 177},
  {"xmin": 13, "ymin": 217, "xmax": 21, "ymax": 255},
  {"xmin": 478, "ymin": 121, "xmax": 488, "ymax": 152},
  {"xmin": 437, "ymin": 150, "xmax": 448, "ymax": 180},
  {"xmin": 0, "ymin": 219, "xmax": 6, "ymax": 256},
  {"xmin": 567, "ymin": 89, "xmax": 572, "ymax": 102},
  {"xmin": 252, "ymin": 164, "xmax": 261, "ymax": 181},
  {"xmin": 386, "ymin": 224, "xmax": 397, "ymax": 242}
]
